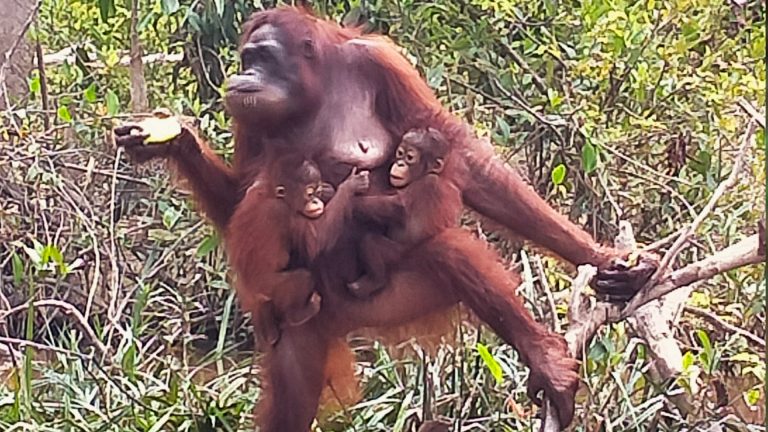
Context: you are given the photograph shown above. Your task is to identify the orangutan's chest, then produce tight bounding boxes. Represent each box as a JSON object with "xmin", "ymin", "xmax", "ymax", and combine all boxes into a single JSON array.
[{"xmin": 312, "ymin": 86, "xmax": 394, "ymax": 181}]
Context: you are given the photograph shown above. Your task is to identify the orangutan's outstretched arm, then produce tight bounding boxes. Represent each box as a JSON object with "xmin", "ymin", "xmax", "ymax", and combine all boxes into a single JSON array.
[
  {"xmin": 461, "ymin": 144, "xmax": 614, "ymax": 267},
  {"xmin": 114, "ymin": 125, "xmax": 240, "ymax": 231},
  {"xmin": 168, "ymin": 130, "xmax": 240, "ymax": 230},
  {"xmin": 461, "ymin": 144, "xmax": 658, "ymax": 298}
]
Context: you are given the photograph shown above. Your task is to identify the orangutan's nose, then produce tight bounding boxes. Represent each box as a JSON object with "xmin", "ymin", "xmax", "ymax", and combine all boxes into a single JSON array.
[{"xmin": 358, "ymin": 141, "xmax": 370, "ymax": 153}]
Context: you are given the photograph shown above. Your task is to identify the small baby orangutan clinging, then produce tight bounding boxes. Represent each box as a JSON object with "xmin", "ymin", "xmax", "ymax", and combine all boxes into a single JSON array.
[{"xmin": 226, "ymin": 155, "xmax": 369, "ymax": 345}]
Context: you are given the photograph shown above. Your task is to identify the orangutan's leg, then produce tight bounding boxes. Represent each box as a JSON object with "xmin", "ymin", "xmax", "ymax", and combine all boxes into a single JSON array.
[{"xmin": 255, "ymin": 325, "xmax": 329, "ymax": 432}]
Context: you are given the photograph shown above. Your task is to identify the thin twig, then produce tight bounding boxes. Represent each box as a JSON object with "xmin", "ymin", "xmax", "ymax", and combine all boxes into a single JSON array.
[
  {"xmin": 603, "ymin": 144, "xmax": 694, "ymax": 186},
  {"xmin": 641, "ymin": 227, "xmax": 687, "ymax": 252},
  {"xmin": 683, "ymin": 306, "xmax": 765, "ymax": 348},
  {"xmin": 501, "ymin": 46, "xmax": 547, "ymax": 95},
  {"xmin": 446, "ymin": 76, "xmax": 565, "ymax": 143},
  {"xmin": 59, "ymin": 161, "xmax": 152, "ymax": 186},
  {"xmin": 104, "ymin": 146, "xmax": 124, "ymax": 355},
  {"xmin": 53, "ymin": 182, "xmax": 103, "ymax": 320},
  {"xmin": 737, "ymin": 98, "xmax": 766, "ymax": 128},
  {"xmin": 615, "ymin": 168, "xmax": 696, "ymax": 217},
  {"xmin": 534, "ymin": 256, "xmax": 561, "ymax": 333},
  {"xmin": 0, "ymin": 336, "xmax": 92, "ymax": 359},
  {"xmin": 34, "ymin": 37, "xmax": 50, "ymax": 130},
  {"xmin": 0, "ymin": 299, "xmax": 108, "ymax": 356},
  {"xmin": 596, "ymin": 170, "xmax": 623, "ymax": 221}
]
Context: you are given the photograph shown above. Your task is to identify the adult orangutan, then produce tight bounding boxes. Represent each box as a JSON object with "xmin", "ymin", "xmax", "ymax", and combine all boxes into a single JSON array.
[{"xmin": 113, "ymin": 6, "xmax": 658, "ymax": 431}]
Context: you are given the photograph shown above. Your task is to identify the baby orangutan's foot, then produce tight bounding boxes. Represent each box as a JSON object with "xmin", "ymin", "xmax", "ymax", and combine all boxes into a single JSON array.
[
  {"xmin": 286, "ymin": 292, "xmax": 322, "ymax": 326},
  {"xmin": 526, "ymin": 334, "xmax": 580, "ymax": 427},
  {"xmin": 347, "ymin": 275, "xmax": 384, "ymax": 298}
]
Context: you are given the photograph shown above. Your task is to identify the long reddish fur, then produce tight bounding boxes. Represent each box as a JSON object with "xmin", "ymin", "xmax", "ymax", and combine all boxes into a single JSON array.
[{"xmin": 126, "ymin": 6, "xmax": 626, "ymax": 430}]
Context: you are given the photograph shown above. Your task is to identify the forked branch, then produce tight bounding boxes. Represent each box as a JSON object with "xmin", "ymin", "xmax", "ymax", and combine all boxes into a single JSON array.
[{"xmin": 540, "ymin": 119, "xmax": 762, "ymax": 431}]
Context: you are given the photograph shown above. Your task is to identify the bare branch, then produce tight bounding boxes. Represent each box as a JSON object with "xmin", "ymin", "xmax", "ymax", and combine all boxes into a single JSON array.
[
  {"xmin": 0, "ymin": 299, "xmax": 109, "ymax": 356},
  {"xmin": 0, "ymin": 336, "xmax": 93, "ymax": 360},
  {"xmin": 622, "ymin": 234, "xmax": 763, "ymax": 317},
  {"xmin": 43, "ymin": 46, "xmax": 184, "ymax": 67},
  {"xmin": 129, "ymin": 0, "xmax": 148, "ymax": 112},
  {"xmin": 540, "ymin": 232, "xmax": 762, "ymax": 431},
  {"xmin": 541, "ymin": 265, "xmax": 599, "ymax": 432},
  {"xmin": 683, "ymin": 305, "xmax": 765, "ymax": 348},
  {"xmin": 737, "ymin": 98, "xmax": 766, "ymax": 129}
]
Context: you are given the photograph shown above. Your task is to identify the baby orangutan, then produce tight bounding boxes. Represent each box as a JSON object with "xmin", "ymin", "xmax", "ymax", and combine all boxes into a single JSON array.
[
  {"xmin": 349, "ymin": 127, "xmax": 462, "ymax": 297},
  {"xmin": 226, "ymin": 155, "xmax": 369, "ymax": 345}
]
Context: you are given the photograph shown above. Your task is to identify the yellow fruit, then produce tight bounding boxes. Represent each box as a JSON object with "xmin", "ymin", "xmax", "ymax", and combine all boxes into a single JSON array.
[
  {"xmin": 135, "ymin": 115, "xmax": 182, "ymax": 144},
  {"xmin": 626, "ymin": 250, "xmax": 640, "ymax": 267}
]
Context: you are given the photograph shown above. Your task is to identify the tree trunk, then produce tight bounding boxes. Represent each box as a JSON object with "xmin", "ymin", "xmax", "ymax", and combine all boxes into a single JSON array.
[{"xmin": 0, "ymin": 0, "xmax": 35, "ymax": 109}]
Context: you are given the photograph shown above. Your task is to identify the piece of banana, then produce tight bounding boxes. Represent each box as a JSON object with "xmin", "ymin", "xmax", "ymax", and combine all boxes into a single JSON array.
[{"xmin": 132, "ymin": 110, "xmax": 182, "ymax": 144}]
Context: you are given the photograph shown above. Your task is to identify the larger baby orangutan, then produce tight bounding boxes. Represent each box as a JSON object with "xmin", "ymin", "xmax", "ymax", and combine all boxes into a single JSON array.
[
  {"xmin": 349, "ymin": 127, "xmax": 461, "ymax": 297},
  {"xmin": 113, "ymin": 6, "xmax": 658, "ymax": 431}
]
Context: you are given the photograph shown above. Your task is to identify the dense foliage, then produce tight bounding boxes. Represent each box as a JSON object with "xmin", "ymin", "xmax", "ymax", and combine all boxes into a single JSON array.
[{"xmin": 0, "ymin": 0, "xmax": 764, "ymax": 430}]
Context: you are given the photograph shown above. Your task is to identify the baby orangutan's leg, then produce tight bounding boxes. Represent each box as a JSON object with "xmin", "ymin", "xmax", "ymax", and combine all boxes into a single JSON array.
[{"xmin": 347, "ymin": 233, "xmax": 404, "ymax": 298}]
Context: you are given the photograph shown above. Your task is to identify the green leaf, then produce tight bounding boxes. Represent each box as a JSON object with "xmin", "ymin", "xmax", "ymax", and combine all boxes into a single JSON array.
[
  {"xmin": 84, "ymin": 83, "xmax": 97, "ymax": 103},
  {"xmin": 11, "ymin": 253, "xmax": 23, "ymax": 285},
  {"xmin": 547, "ymin": 88, "xmax": 562, "ymax": 109},
  {"xmin": 497, "ymin": 116, "xmax": 511, "ymax": 142},
  {"xmin": 731, "ymin": 352, "xmax": 759, "ymax": 363},
  {"xmin": 581, "ymin": 142, "xmax": 597, "ymax": 173},
  {"xmin": 43, "ymin": 245, "xmax": 68, "ymax": 275},
  {"xmin": 40, "ymin": 244, "xmax": 67, "ymax": 274},
  {"xmin": 146, "ymin": 409, "xmax": 175, "ymax": 432},
  {"xmin": 689, "ymin": 150, "xmax": 711, "ymax": 176},
  {"xmin": 28, "ymin": 76, "xmax": 40, "ymax": 94},
  {"xmin": 681, "ymin": 351, "xmax": 695, "ymax": 370},
  {"xmin": 196, "ymin": 234, "xmax": 220, "ymax": 258},
  {"xmin": 162, "ymin": 207, "xmax": 181, "ymax": 230},
  {"xmin": 551, "ymin": 163, "xmax": 567, "ymax": 185},
  {"xmin": 476, "ymin": 343, "xmax": 503, "ymax": 384},
  {"xmin": 186, "ymin": 11, "xmax": 203, "ymax": 33},
  {"xmin": 98, "ymin": 0, "xmax": 114, "ymax": 22},
  {"xmin": 106, "ymin": 90, "xmax": 119, "ymax": 116},
  {"xmin": 746, "ymin": 388, "xmax": 761, "ymax": 405},
  {"xmin": 426, "ymin": 65, "xmax": 444, "ymax": 87},
  {"xmin": 161, "ymin": 0, "xmax": 179, "ymax": 15},
  {"xmin": 392, "ymin": 391, "xmax": 414, "ymax": 432},
  {"xmin": 57, "ymin": 106, "xmax": 72, "ymax": 123},
  {"xmin": 697, "ymin": 330, "xmax": 712, "ymax": 354},
  {"xmin": 122, "ymin": 342, "xmax": 136, "ymax": 380}
]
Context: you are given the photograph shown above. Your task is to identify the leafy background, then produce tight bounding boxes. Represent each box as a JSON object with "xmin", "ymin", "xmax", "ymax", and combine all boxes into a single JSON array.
[{"xmin": 0, "ymin": 0, "xmax": 765, "ymax": 430}]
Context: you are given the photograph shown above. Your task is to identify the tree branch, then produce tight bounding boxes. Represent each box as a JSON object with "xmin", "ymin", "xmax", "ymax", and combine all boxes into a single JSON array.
[
  {"xmin": 683, "ymin": 305, "xmax": 765, "ymax": 348},
  {"xmin": 540, "ymin": 118, "xmax": 761, "ymax": 431}
]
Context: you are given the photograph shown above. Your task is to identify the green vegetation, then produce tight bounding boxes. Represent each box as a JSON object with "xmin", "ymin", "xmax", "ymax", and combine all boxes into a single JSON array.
[{"xmin": 0, "ymin": 0, "xmax": 764, "ymax": 430}]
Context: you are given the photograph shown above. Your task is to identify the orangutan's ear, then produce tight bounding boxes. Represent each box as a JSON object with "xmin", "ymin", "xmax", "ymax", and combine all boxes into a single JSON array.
[{"xmin": 430, "ymin": 158, "xmax": 445, "ymax": 174}]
